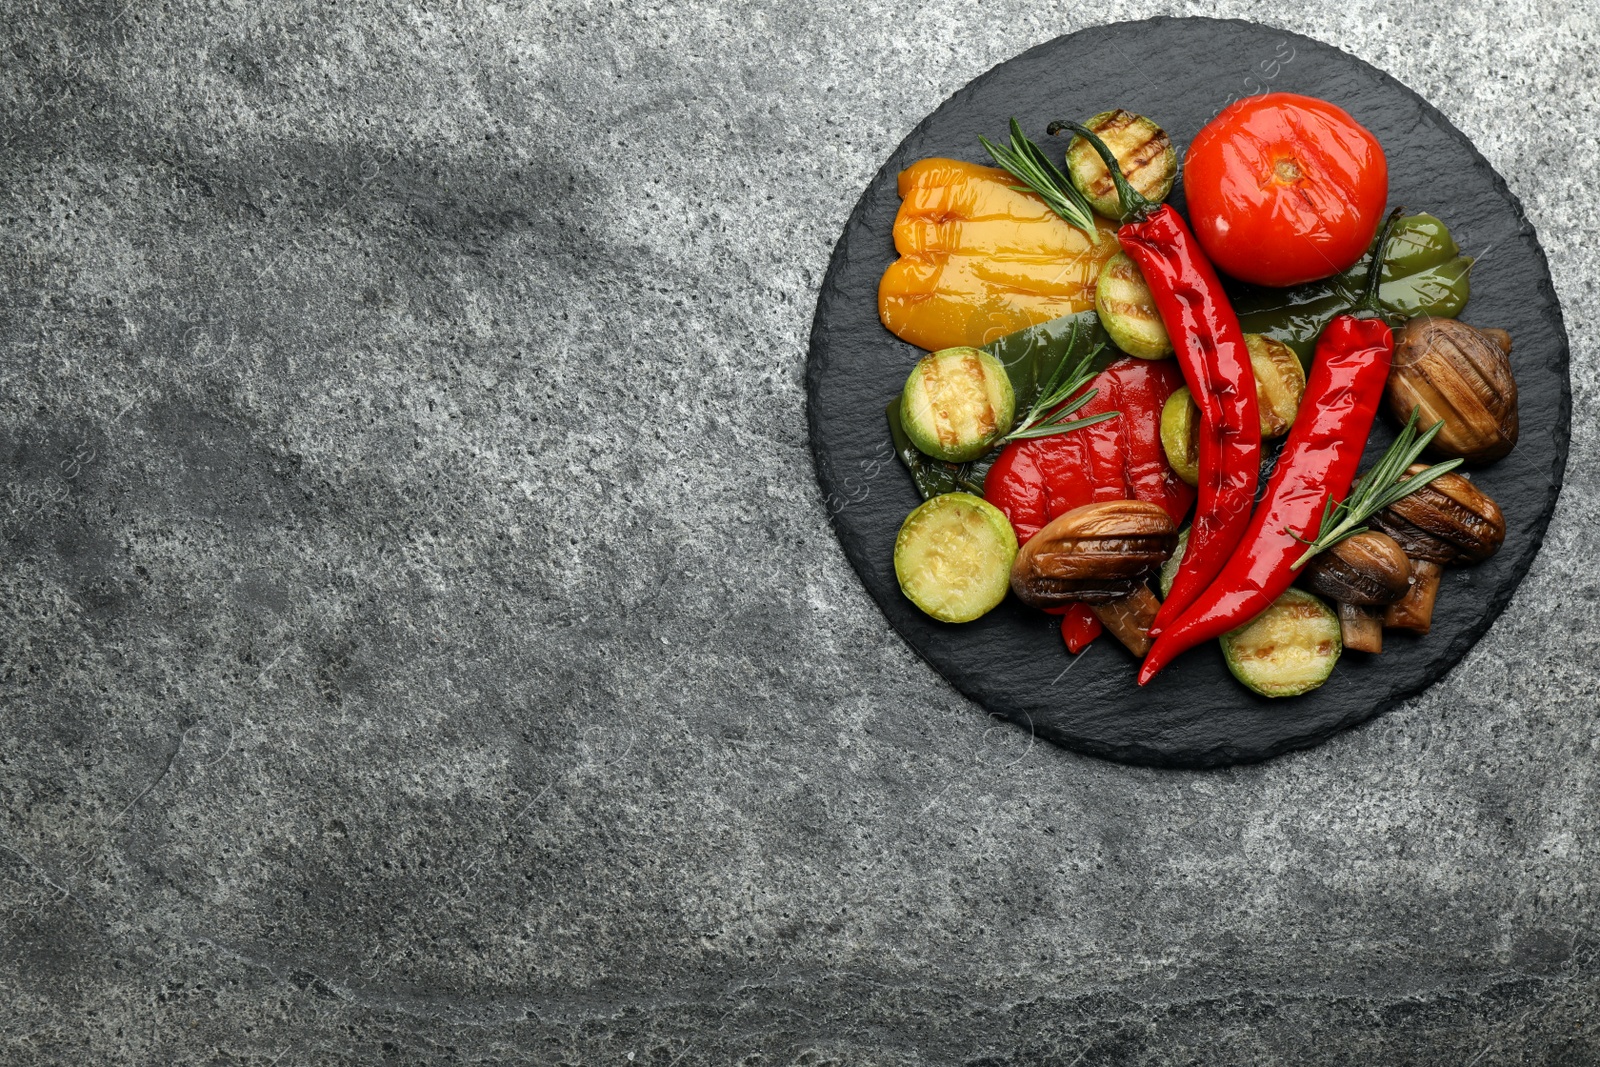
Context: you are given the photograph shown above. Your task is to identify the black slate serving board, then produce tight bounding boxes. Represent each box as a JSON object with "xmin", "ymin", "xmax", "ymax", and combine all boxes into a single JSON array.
[{"xmin": 806, "ymin": 17, "xmax": 1570, "ymax": 768}]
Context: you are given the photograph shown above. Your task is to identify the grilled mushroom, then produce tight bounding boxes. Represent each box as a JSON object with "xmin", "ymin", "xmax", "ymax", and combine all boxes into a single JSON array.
[
  {"xmin": 1386, "ymin": 317, "xmax": 1518, "ymax": 463},
  {"xmin": 1370, "ymin": 464, "xmax": 1506, "ymax": 634},
  {"xmin": 1010, "ymin": 500, "xmax": 1177, "ymax": 655},
  {"xmin": 1300, "ymin": 531, "xmax": 1412, "ymax": 653}
]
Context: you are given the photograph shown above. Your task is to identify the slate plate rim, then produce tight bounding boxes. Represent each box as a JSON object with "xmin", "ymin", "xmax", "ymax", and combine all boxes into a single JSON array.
[{"xmin": 806, "ymin": 16, "xmax": 1571, "ymax": 769}]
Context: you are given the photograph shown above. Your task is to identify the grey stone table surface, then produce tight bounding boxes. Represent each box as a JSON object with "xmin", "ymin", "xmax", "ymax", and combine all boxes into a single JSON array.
[{"xmin": 1, "ymin": 1, "xmax": 1597, "ymax": 1064}]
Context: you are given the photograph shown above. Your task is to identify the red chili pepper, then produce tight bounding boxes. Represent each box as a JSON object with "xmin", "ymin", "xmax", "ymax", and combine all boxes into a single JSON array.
[
  {"xmin": 1121, "ymin": 209, "xmax": 1261, "ymax": 634},
  {"xmin": 1137, "ymin": 208, "xmax": 1407, "ymax": 684},
  {"xmin": 1054, "ymin": 122, "xmax": 1261, "ymax": 638},
  {"xmin": 986, "ymin": 357, "xmax": 1194, "ymax": 651},
  {"xmin": 1137, "ymin": 313, "xmax": 1395, "ymax": 683}
]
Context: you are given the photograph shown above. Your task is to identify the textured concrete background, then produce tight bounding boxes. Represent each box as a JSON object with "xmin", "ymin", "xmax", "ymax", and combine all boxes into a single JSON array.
[{"xmin": 0, "ymin": 1, "xmax": 1597, "ymax": 1064}]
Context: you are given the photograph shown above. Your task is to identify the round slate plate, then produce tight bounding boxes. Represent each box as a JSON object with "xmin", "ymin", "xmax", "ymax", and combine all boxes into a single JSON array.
[{"xmin": 807, "ymin": 17, "xmax": 1570, "ymax": 768}]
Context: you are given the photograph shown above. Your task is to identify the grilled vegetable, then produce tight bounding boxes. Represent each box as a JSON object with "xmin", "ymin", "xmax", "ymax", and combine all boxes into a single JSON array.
[
  {"xmin": 1387, "ymin": 317, "xmax": 1518, "ymax": 463},
  {"xmin": 883, "ymin": 311, "xmax": 1125, "ymax": 506},
  {"xmin": 1160, "ymin": 335, "xmax": 1303, "ymax": 487},
  {"xmin": 1064, "ymin": 110, "xmax": 1178, "ymax": 221},
  {"xmin": 1247, "ymin": 334, "xmax": 1306, "ymax": 437},
  {"xmin": 1185, "ymin": 94, "xmax": 1387, "ymax": 287},
  {"xmin": 1232, "ymin": 212, "xmax": 1474, "ymax": 362},
  {"xmin": 879, "ymin": 158, "xmax": 1120, "ymax": 351},
  {"xmin": 1287, "ymin": 406, "xmax": 1464, "ymax": 568},
  {"xmin": 1371, "ymin": 465, "xmax": 1506, "ymax": 634},
  {"xmin": 1009, "ymin": 500, "xmax": 1177, "ymax": 655},
  {"xmin": 900, "ymin": 347, "xmax": 1017, "ymax": 462},
  {"xmin": 1300, "ymin": 531, "xmax": 1411, "ymax": 653},
  {"xmin": 985, "ymin": 356, "xmax": 1193, "ymax": 544},
  {"xmin": 894, "ymin": 493, "xmax": 1019, "ymax": 623},
  {"xmin": 1221, "ymin": 589, "xmax": 1342, "ymax": 697},
  {"xmin": 1005, "ymin": 120, "xmax": 1261, "ymax": 637},
  {"xmin": 1139, "ymin": 213, "xmax": 1410, "ymax": 686},
  {"xmin": 1381, "ymin": 561, "xmax": 1442, "ymax": 633},
  {"xmin": 1142, "ymin": 311, "xmax": 1392, "ymax": 683},
  {"xmin": 1378, "ymin": 466, "xmax": 1506, "ymax": 564},
  {"xmin": 1159, "ymin": 387, "xmax": 1200, "ymax": 487},
  {"xmin": 1091, "ymin": 587, "xmax": 1163, "ymax": 658},
  {"xmin": 1009, "ymin": 500, "xmax": 1176, "ymax": 607},
  {"xmin": 1095, "ymin": 252, "xmax": 1173, "ymax": 359}
]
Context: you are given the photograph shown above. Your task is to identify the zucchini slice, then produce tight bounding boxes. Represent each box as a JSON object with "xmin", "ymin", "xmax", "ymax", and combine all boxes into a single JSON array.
[
  {"xmin": 1246, "ymin": 334, "xmax": 1306, "ymax": 438},
  {"xmin": 1159, "ymin": 386, "xmax": 1200, "ymax": 487},
  {"xmin": 1065, "ymin": 110, "xmax": 1178, "ymax": 221},
  {"xmin": 1095, "ymin": 252, "xmax": 1172, "ymax": 360},
  {"xmin": 894, "ymin": 493, "xmax": 1018, "ymax": 623},
  {"xmin": 900, "ymin": 347, "xmax": 1016, "ymax": 462},
  {"xmin": 1220, "ymin": 589, "xmax": 1341, "ymax": 698}
]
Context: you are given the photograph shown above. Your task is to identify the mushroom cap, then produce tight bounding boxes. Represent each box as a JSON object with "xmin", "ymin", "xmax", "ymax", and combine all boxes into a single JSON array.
[
  {"xmin": 1010, "ymin": 500, "xmax": 1177, "ymax": 608},
  {"xmin": 1387, "ymin": 317, "xmax": 1518, "ymax": 464},
  {"xmin": 1301, "ymin": 531, "xmax": 1412, "ymax": 606},
  {"xmin": 1371, "ymin": 464, "xmax": 1506, "ymax": 565}
]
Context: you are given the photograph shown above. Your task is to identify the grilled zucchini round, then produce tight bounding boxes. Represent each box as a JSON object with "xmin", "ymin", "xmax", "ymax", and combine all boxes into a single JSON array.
[
  {"xmin": 900, "ymin": 347, "xmax": 1016, "ymax": 462},
  {"xmin": 1095, "ymin": 252, "xmax": 1172, "ymax": 360},
  {"xmin": 1065, "ymin": 110, "xmax": 1178, "ymax": 221},
  {"xmin": 894, "ymin": 493, "xmax": 1019, "ymax": 623},
  {"xmin": 1220, "ymin": 589, "xmax": 1341, "ymax": 698}
]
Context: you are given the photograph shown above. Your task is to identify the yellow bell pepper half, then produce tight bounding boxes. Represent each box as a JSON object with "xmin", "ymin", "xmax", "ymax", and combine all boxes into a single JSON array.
[{"xmin": 878, "ymin": 158, "xmax": 1120, "ymax": 352}]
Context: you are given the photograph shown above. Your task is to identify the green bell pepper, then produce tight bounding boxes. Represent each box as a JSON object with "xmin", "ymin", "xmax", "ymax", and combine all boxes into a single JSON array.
[{"xmin": 1231, "ymin": 213, "xmax": 1472, "ymax": 363}]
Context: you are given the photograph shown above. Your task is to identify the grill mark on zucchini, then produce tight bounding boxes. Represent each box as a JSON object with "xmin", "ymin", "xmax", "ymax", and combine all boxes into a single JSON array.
[
  {"xmin": 1096, "ymin": 252, "xmax": 1172, "ymax": 359},
  {"xmin": 919, "ymin": 355, "xmax": 955, "ymax": 450},
  {"xmin": 900, "ymin": 346, "xmax": 1016, "ymax": 462},
  {"xmin": 1080, "ymin": 116, "xmax": 1164, "ymax": 204},
  {"xmin": 959, "ymin": 350, "xmax": 998, "ymax": 440},
  {"xmin": 1220, "ymin": 588, "xmax": 1342, "ymax": 697}
]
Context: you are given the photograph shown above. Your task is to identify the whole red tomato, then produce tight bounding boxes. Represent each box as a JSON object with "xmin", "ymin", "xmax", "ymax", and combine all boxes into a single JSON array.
[{"xmin": 1183, "ymin": 93, "xmax": 1388, "ymax": 287}]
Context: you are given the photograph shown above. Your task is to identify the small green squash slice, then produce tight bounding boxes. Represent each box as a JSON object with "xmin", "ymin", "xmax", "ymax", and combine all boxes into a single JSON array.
[
  {"xmin": 1245, "ymin": 333, "xmax": 1306, "ymax": 438},
  {"xmin": 894, "ymin": 493, "xmax": 1018, "ymax": 623},
  {"xmin": 1159, "ymin": 386, "xmax": 1200, "ymax": 487},
  {"xmin": 1095, "ymin": 252, "xmax": 1172, "ymax": 360},
  {"xmin": 1220, "ymin": 588, "xmax": 1341, "ymax": 698},
  {"xmin": 1065, "ymin": 110, "xmax": 1178, "ymax": 221},
  {"xmin": 900, "ymin": 347, "xmax": 1016, "ymax": 462}
]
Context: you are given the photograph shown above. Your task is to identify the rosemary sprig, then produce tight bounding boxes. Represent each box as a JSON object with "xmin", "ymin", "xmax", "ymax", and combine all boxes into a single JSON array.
[
  {"xmin": 979, "ymin": 118, "xmax": 1099, "ymax": 237},
  {"xmin": 1290, "ymin": 408, "xmax": 1464, "ymax": 569},
  {"xmin": 1000, "ymin": 320, "xmax": 1118, "ymax": 443}
]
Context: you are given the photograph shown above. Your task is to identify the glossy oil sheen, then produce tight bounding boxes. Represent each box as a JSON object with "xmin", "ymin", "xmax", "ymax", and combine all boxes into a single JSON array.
[
  {"xmin": 1232, "ymin": 212, "xmax": 1472, "ymax": 361},
  {"xmin": 1138, "ymin": 315, "xmax": 1393, "ymax": 683},
  {"xmin": 807, "ymin": 17, "xmax": 1570, "ymax": 766},
  {"xmin": 983, "ymin": 357, "xmax": 1194, "ymax": 545},
  {"xmin": 1118, "ymin": 205, "xmax": 1262, "ymax": 633},
  {"xmin": 877, "ymin": 158, "xmax": 1119, "ymax": 351},
  {"xmin": 1185, "ymin": 92, "xmax": 1388, "ymax": 286}
]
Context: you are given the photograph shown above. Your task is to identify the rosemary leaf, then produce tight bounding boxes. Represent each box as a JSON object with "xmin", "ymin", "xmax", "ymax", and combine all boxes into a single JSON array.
[
  {"xmin": 1290, "ymin": 408, "xmax": 1464, "ymax": 569},
  {"xmin": 1005, "ymin": 410, "xmax": 1120, "ymax": 441},
  {"xmin": 997, "ymin": 318, "xmax": 1119, "ymax": 446},
  {"xmin": 979, "ymin": 118, "xmax": 1099, "ymax": 236}
]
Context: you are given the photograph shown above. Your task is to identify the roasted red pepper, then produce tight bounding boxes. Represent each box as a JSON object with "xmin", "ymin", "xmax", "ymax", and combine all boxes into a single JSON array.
[
  {"xmin": 986, "ymin": 357, "xmax": 1194, "ymax": 650},
  {"xmin": 986, "ymin": 357, "xmax": 1194, "ymax": 536},
  {"xmin": 1055, "ymin": 122, "xmax": 1261, "ymax": 637},
  {"xmin": 1060, "ymin": 610, "xmax": 1100, "ymax": 653},
  {"xmin": 1135, "ymin": 211, "xmax": 1407, "ymax": 684}
]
